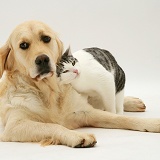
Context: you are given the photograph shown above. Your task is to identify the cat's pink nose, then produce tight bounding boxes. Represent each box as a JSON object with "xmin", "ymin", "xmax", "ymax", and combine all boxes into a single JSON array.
[{"xmin": 73, "ymin": 69, "xmax": 78, "ymax": 74}]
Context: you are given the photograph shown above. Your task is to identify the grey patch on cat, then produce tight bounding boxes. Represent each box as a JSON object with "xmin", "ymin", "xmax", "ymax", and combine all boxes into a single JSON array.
[
  {"xmin": 56, "ymin": 47, "xmax": 78, "ymax": 77},
  {"xmin": 56, "ymin": 62, "xmax": 64, "ymax": 77},
  {"xmin": 83, "ymin": 47, "xmax": 125, "ymax": 93}
]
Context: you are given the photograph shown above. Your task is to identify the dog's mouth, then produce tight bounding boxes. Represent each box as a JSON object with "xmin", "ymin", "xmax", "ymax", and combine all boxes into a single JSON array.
[
  {"xmin": 32, "ymin": 69, "xmax": 54, "ymax": 81},
  {"xmin": 35, "ymin": 71, "xmax": 54, "ymax": 81},
  {"xmin": 30, "ymin": 59, "xmax": 56, "ymax": 81}
]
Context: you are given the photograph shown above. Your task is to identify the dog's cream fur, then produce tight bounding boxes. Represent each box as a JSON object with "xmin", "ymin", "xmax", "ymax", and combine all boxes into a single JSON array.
[{"xmin": 0, "ymin": 21, "xmax": 159, "ymax": 148}]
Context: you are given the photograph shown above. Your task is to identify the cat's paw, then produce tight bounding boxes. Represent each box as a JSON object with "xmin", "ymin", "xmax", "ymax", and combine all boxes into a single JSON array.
[{"xmin": 124, "ymin": 96, "xmax": 146, "ymax": 112}]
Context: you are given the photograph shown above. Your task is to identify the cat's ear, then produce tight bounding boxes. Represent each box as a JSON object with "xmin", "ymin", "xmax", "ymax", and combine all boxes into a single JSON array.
[{"xmin": 63, "ymin": 46, "xmax": 72, "ymax": 56}]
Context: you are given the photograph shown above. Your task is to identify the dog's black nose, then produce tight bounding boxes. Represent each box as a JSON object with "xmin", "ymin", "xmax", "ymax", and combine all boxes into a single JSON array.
[{"xmin": 35, "ymin": 54, "xmax": 50, "ymax": 66}]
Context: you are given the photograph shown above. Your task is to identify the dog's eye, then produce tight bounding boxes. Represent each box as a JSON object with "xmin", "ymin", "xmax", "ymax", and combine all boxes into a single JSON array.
[
  {"xmin": 41, "ymin": 36, "xmax": 51, "ymax": 43},
  {"xmin": 20, "ymin": 42, "xmax": 29, "ymax": 50}
]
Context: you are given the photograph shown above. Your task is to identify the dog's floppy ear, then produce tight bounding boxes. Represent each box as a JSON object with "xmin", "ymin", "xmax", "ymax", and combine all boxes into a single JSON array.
[
  {"xmin": 55, "ymin": 36, "xmax": 63, "ymax": 63},
  {"xmin": 0, "ymin": 42, "xmax": 14, "ymax": 78}
]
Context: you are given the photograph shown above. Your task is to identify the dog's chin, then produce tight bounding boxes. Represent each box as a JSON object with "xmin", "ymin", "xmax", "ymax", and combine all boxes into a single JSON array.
[{"xmin": 32, "ymin": 71, "xmax": 54, "ymax": 81}]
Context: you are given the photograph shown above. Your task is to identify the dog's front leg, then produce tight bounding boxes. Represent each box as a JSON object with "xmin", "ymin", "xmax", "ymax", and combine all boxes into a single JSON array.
[
  {"xmin": 79, "ymin": 108, "xmax": 160, "ymax": 133},
  {"xmin": 0, "ymin": 109, "xmax": 96, "ymax": 148}
]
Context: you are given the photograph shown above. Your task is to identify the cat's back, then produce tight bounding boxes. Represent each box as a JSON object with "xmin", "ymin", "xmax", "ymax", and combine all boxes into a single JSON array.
[
  {"xmin": 72, "ymin": 49, "xmax": 92, "ymax": 63},
  {"xmin": 73, "ymin": 47, "xmax": 125, "ymax": 93},
  {"xmin": 72, "ymin": 49, "xmax": 113, "ymax": 94},
  {"xmin": 73, "ymin": 49, "xmax": 108, "ymax": 74}
]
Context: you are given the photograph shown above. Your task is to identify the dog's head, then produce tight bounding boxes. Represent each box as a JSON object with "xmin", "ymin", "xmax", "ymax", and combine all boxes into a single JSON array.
[{"xmin": 0, "ymin": 20, "xmax": 63, "ymax": 81}]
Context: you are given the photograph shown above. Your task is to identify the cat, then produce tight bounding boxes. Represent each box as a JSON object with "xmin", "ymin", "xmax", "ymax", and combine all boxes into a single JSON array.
[{"xmin": 56, "ymin": 47, "xmax": 125, "ymax": 114}]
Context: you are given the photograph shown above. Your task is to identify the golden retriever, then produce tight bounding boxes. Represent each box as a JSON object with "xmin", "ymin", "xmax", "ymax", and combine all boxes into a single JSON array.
[{"xmin": 0, "ymin": 21, "xmax": 159, "ymax": 148}]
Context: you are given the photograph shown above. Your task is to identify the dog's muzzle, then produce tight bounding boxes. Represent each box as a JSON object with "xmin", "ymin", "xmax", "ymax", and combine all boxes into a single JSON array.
[{"xmin": 34, "ymin": 54, "xmax": 53, "ymax": 80}]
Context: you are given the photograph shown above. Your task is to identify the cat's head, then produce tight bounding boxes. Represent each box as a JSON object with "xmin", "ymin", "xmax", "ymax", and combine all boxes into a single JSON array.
[{"xmin": 56, "ymin": 47, "xmax": 81, "ymax": 84}]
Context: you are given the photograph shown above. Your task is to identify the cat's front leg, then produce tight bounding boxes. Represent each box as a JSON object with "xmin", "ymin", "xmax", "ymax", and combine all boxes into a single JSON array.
[
  {"xmin": 88, "ymin": 90, "xmax": 116, "ymax": 112},
  {"xmin": 115, "ymin": 89, "xmax": 124, "ymax": 114},
  {"xmin": 96, "ymin": 78, "xmax": 116, "ymax": 113}
]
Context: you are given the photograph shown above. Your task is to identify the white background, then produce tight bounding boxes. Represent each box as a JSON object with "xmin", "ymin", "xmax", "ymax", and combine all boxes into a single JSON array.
[
  {"xmin": 0, "ymin": 0, "xmax": 159, "ymax": 100},
  {"xmin": 0, "ymin": 0, "xmax": 160, "ymax": 159}
]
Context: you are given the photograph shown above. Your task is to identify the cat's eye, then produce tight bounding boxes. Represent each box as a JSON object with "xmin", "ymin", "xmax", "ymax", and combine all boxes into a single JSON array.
[
  {"xmin": 63, "ymin": 70, "xmax": 69, "ymax": 73},
  {"xmin": 20, "ymin": 42, "xmax": 30, "ymax": 50},
  {"xmin": 41, "ymin": 35, "xmax": 51, "ymax": 43},
  {"xmin": 72, "ymin": 61, "xmax": 75, "ymax": 66}
]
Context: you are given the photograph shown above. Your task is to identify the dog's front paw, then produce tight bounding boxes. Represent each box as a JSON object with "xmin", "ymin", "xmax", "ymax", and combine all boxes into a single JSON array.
[
  {"xmin": 124, "ymin": 96, "xmax": 146, "ymax": 112},
  {"xmin": 74, "ymin": 133, "xmax": 97, "ymax": 148},
  {"xmin": 67, "ymin": 131, "xmax": 97, "ymax": 148}
]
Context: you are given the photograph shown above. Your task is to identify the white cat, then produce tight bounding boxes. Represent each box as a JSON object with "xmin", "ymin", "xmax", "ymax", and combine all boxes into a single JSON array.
[{"xmin": 56, "ymin": 47, "xmax": 145, "ymax": 114}]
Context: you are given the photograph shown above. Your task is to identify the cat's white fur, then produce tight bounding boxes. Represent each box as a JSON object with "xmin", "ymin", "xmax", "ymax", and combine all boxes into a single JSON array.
[{"xmin": 60, "ymin": 49, "xmax": 124, "ymax": 114}]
